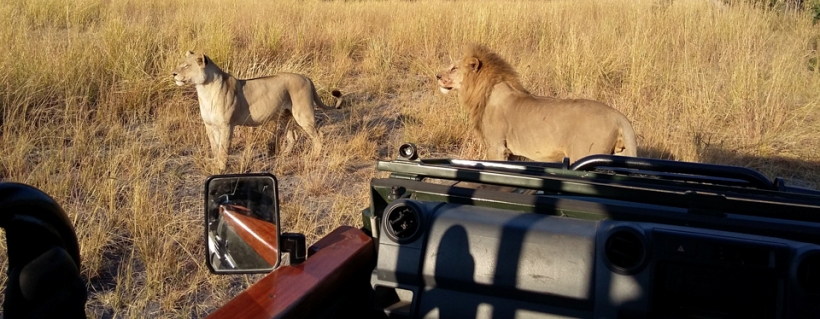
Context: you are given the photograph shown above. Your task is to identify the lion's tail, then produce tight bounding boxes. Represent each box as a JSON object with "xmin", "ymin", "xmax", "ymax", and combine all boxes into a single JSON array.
[
  {"xmin": 310, "ymin": 80, "xmax": 343, "ymax": 109},
  {"xmin": 615, "ymin": 117, "xmax": 639, "ymax": 157}
]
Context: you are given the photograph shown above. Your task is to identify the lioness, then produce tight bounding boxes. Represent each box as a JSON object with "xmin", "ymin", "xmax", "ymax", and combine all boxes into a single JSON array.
[
  {"xmin": 172, "ymin": 51, "xmax": 342, "ymax": 170},
  {"xmin": 436, "ymin": 44, "xmax": 638, "ymax": 163}
]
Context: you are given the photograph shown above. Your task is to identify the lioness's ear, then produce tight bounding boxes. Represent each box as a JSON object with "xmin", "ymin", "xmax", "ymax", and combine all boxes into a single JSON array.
[
  {"xmin": 186, "ymin": 50, "xmax": 195, "ymax": 57},
  {"xmin": 466, "ymin": 57, "xmax": 481, "ymax": 72}
]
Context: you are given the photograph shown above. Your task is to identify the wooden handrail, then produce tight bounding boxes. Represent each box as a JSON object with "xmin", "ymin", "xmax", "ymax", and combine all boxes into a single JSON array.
[
  {"xmin": 220, "ymin": 204, "xmax": 279, "ymax": 266},
  {"xmin": 205, "ymin": 226, "xmax": 375, "ymax": 319}
]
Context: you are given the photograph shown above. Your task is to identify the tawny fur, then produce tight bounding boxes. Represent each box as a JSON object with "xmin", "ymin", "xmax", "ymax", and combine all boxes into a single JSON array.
[
  {"xmin": 436, "ymin": 44, "xmax": 638, "ymax": 163},
  {"xmin": 172, "ymin": 51, "xmax": 342, "ymax": 171}
]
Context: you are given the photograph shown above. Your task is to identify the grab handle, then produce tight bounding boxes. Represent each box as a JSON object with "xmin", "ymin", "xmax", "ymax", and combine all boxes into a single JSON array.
[{"xmin": 570, "ymin": 155, "xmax": 775, "ymax": 190}]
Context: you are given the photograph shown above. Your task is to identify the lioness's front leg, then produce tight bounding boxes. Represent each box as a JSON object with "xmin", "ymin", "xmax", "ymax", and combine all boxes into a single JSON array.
[
  {"xmin": 205, "ymin": 124, "xmax": 218, "ymax": 159},
  {"xmin": 208, "ymin": 123, "xmax": 233, "ymax": 171}
]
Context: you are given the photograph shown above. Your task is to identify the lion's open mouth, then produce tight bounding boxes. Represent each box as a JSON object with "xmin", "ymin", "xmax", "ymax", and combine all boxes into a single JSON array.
[{"xmin": 439, "ymin": 86, "xmax": 453, "ymax": 94}]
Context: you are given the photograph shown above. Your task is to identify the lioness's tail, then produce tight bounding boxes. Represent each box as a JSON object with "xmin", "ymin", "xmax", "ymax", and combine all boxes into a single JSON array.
[
  {"xmin": 310, "ymin": 81, "xmax": 343, "ymax": 109},
  {"xmin": 615, "ymin": 117, "xmax": 638, "ymax": 157}
]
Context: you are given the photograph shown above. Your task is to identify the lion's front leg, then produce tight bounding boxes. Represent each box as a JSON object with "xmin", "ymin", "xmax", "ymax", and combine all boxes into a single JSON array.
[
  {"xmin": 481, "ymin": 130, "xmax": 512, "ymax": 161},
  {"xmin": 485, "ymin": 142, "xmax": 512, "ymax": 161}
]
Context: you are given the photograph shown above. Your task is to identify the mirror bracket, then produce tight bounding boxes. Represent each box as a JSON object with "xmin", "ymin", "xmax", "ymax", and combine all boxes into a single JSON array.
[{"xmin": 281, "ymin": 233, "xmax": 306, "ymax": 265}]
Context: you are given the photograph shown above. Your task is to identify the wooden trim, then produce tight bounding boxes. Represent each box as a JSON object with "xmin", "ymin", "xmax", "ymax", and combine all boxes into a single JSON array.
[
  {"xmin": 205, "ymin": 226, "xmax": 375, "ymax": 319},
  {"xmin": 220, "ymin": 205, "xmax": 279, "ymax": 265}
]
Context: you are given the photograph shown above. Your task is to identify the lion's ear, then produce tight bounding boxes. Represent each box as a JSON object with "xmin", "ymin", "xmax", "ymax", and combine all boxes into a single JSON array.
[
  {"xmin": 196, "ymin": 54, "xmax": 207, "ymax": 67},
  {"xmin": 186, "ymin": 50, "xmax": 195, "ymax": 57},
  {"xmin": 466, "ymin": 57, "xmax": 481, "ymax": 72}
]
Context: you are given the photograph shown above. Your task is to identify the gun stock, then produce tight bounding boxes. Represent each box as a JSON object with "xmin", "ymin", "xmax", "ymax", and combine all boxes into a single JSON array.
[
  {"xmin": 206, "ymin": 226, "xmax": 374, "ymax": 319},
  {"xmin": 220, "ymin": 204, "xmax": 279, "ymax": 266}
]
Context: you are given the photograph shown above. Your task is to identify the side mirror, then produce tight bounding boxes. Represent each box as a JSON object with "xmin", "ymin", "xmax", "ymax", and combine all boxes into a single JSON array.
[{"xmin": 204, "ymin": 173, "xmax": 280, "ymax": 274}]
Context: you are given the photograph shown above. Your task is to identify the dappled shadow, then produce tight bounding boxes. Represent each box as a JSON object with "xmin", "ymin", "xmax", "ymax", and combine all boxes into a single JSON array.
[
  {"xmin": 402, "ymin": 182, "xmax": 602, "ymax": 318},
  {"xmin": 635, "ymin": 143, "xmax": 818, "ymax": 190},
  {"xmin": 637, "ymin": 145, "xmax": 676, "ymax": 161},
  {"xmin": 316, "ymin": 90, "xmax": 412, "ymax": 160},
  {"xmin": 314, "ymin": 89, "xmax": 381, "ymax": 126},
  {"xmin": 696, "ymin": 146, "xmax": 820, "ymax": 190},
  {"xmin": 374, "ymin": 113, "xmax": 414, "ymax": 159},
  {"xmin": 85, "ymin": 240, "xmax": 140, "ymax": 319}
]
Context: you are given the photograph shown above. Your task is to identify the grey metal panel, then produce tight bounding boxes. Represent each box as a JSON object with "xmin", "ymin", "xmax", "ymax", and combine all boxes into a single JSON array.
[
  {"xmin": 417, "ymin": 287, "xmax": 592, "ymax": 319},
  {"xmin": 421, "ymin": 203, "xmax": 599, "ymax": 300},
  {"xmin": 371, "ymin": 198, "xmax": 820, "ymax": 318},
  {"xmin": 592, "ymin": 221, "xmax": 652, "ymax": 319},
  {"xmin": 375, "ymin": 200, "xmax": 431, "ymax": 286},
  {"xmin": 372, "ymin": 199, "xmax": 437, "ymax": 318},
  {"xmin": 592, "ymin": 220, "xmax": 820, "ymax": 318}
]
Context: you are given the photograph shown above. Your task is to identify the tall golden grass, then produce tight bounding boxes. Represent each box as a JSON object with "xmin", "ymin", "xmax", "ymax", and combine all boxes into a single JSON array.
[{"xmin": 1, "ymin": 0, "xmax": 819, "ymax": 317}]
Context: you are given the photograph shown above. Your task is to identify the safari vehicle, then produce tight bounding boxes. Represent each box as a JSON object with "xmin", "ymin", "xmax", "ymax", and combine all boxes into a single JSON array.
[
  {"xmin": 3, "ymin": 143, "xmax": 820, "ymax": 319},
  {"xmin": 202, "ymin": 143, "xmax": 820, "ymax": 319}
]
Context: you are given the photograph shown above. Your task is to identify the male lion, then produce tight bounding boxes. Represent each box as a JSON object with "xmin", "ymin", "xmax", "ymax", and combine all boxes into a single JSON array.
[
  {"xmin": 172, "ymin": 51, "xmax": 343, "ymax": 170},
  {"xmin": 436, "ymin": 44, "xmax": 638, "ymax": 163}
]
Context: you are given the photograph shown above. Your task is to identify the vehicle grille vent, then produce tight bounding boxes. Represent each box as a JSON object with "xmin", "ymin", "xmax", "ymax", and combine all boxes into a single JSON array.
[
  {"xmin": 383, "ymin": 202, "xmax": 421, "ymax": 243},
  {"xmin": 605, "ymin": 229, "xmax": 647, "ymax": 274}
]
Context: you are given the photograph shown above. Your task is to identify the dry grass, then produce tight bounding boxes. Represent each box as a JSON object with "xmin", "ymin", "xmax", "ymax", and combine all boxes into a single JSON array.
[{"xmin": 1, "ymin": 0, "xmax": 819, "ymax": 317}]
